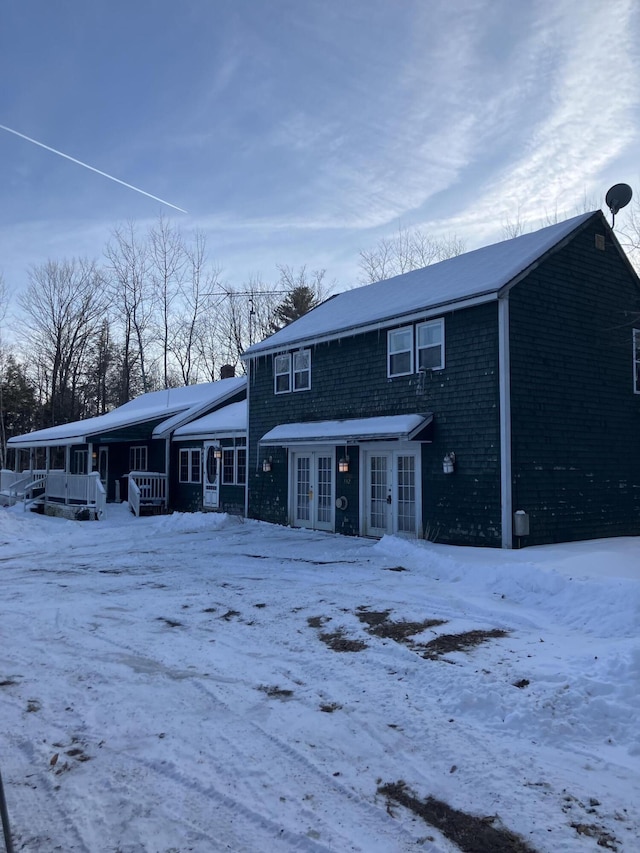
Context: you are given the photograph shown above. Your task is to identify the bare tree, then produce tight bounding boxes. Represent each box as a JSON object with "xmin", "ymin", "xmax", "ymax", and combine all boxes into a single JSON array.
[
  {"xmin": 618, "ymin": 188, "xmax": 640, "ymax": 274},
  {"xmin": 17, "ymin": 259, "xmax": 107, "ymax": 425},
  {"xmin": 359, "ymin": 227, "xmax": 465, "ymax": 283},
  {"xmin": 105, "ymin": 223, "xmax": 155, "ymax": 399},
  {"xmin": 171, "ymin": 231, "xmax": 223, "ymax": 385},
  {"xmin": 149, "ymin": 216, "xmax": 187, "ymax": 387}
]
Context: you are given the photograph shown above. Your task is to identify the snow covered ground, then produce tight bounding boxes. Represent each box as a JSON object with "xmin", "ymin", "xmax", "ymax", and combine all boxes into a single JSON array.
[{"xmin": 0, "ymin": 504, "xmax": 638, "ymax": 852}]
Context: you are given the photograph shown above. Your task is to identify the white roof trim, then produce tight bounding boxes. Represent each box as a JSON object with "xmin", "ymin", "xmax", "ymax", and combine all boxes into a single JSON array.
[{"xmin": 260, "ymin": 414, "xmax": 433, "ymax": 446}]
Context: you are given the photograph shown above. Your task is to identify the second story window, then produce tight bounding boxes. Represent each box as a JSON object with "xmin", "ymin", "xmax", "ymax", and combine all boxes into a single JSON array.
[
  {"xmin": 293, "ymin": 350, "xmax": 311, "ymax": 390},
  {"xmin": 417, "ymin": 319, "xmax": 444, "ymax": 370},
  {"xmin": 275, "ymin": 354, "xmax": 291, "ymax": 394},
  {"xmin": 274, "ymin": 349, "xmax": 311, "ymax": 393},
  {"xmin": 388, "ymin": 327, "xmax": 413, "ymax": 377},
  {"xmin": 388, "ymin": 318, "xmax": 445, "ymax": 378}
]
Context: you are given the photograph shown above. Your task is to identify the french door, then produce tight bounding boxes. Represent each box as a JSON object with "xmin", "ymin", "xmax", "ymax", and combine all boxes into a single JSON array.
[
  {"xmin": 203, "ymin": 442, "xmax": 220, "ymax": 509},
  {"xmin": 291, "ymin": 450, "xmax": 334, "ymax": 531},
  {"xmin": 363, "ymin": 448, "xmax": 419, "ymax": 537}
]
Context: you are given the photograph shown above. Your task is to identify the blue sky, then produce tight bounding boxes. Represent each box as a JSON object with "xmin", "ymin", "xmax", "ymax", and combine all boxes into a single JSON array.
[{"xmin": 1, "ymin": 0, "xmax": 639, "ymax": 300}]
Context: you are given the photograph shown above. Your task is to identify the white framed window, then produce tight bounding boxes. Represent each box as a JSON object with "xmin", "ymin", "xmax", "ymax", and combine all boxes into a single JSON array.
[
  {"xmin": 634, "ymin": 329, "xmax": 640, "ymax": 394},
  {"xmin": 221, "ymin": 446, "xmax": 247, "ymax": 485},
  {"xmin": 274, "ymin": 353, "xmax": 292, "ymax": 394},
  {"xmin": 236, "ymin": 447, "xmax": 247, "ymax": 484},
  {"xmin": 416, "ymin": 318, "xmax": 444, "ymax": 370},
  {"xmin": 222, "ymin": 448, "xmax": 235, "ymax": 484},
  {"xmin": 129, "ymin": 445, "xmax": 148, "ymax": 472},
  {"xmin": 293, "ymin": 349, "xmax": 311, "ymax": 391},
  {"xmin": 388, "ymin": 327, "xmax": 413, "ymax": 377},
  {"xmin": 72, "ymin": 450, "xmax": 88, "ymax": 475},
  {"xmin": 179, "ymin": 449, "xmax": 201, "ymax": 483},
  {"xmin": 274, "ymin": 349, "xmax": 311, "ymax": 393}
]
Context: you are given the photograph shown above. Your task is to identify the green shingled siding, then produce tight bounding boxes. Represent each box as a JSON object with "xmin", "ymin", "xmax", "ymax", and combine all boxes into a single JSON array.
[
  {"xmin": 509, "ymin": 220, "xmax": 640, "ymax": 545},
  {"xmin": 247, "ymin": 302, "xmax": 502, "ymax": 544}
]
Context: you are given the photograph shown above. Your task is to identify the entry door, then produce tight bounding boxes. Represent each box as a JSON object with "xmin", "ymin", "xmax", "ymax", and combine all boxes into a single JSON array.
[
  {"xmin": 203, "ymin": 442, "xmax": 220, "ymax": 509},
  {"xmin": 364, "ymin": 449, "xmax": 418, "ymax": 537},
  {"xmin": 291, "ymin": 450, "xmax": 334, "ymax": 531},
  {"xmin": 98, "ymin": 447, "xmax": 109, "ymax": 491}
]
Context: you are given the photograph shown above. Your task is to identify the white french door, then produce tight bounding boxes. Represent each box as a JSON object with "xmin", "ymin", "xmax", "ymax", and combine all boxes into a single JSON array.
[
  {"xmin": 203, "ymin": 442, "xmax": 220, "ymax": 509},
  {"xmin": 363, "ymin": 447, "xmax": 419, "ymax": 537},
  {"xmin": 291, "ymin": 449, "xmax": 334, "ymax": 531}
]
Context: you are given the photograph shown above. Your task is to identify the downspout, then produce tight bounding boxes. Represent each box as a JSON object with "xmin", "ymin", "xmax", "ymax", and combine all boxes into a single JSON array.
[{"xmin": 498, "ymin": 294, "xmax": 513, "ymax": 548}]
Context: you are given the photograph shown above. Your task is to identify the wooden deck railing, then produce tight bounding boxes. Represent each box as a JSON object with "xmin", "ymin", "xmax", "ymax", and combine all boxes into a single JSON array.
[
  {"xmin": 45, "ymin": 471, "xmax": 106, "ymax": 518},
  {"xmin": 128, "ymin": 472, "xmax": 167, "ymax": 517}
]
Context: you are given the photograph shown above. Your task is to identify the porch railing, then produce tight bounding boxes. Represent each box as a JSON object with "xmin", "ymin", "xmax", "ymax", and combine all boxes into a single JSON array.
[
  {"xmin": 1, "ymin": 469, "xmax": 49, "ymax": 496},
  {"xmin": 128, "ymin": 472, "xmax": 167, "ymax": 517},
  {"xmin": 45, "ymin": 471, "xmax": 106, "ymax": 518}
]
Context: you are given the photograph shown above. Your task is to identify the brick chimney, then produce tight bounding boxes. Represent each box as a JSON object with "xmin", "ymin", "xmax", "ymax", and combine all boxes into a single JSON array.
[{"xmin": 220, "ymin": 364, "xmax": 235, "ymax": 379}]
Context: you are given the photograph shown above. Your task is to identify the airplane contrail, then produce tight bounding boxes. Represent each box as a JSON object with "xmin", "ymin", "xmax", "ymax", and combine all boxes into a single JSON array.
[{"xmin": 0, "ymin": 123, "xmax": 188, "ymax": 214}]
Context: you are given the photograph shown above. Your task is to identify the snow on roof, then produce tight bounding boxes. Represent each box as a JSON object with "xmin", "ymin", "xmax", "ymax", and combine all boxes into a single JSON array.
[
  {"xmin": 244, "ymin": 211, "xmax": 598, "ymax": 357},
  {"xmin": 172, "ymin": 401, "xmax": 247, "ymax": 440},
  {"xmin": 260, "ymin": 413, "xmax": 432, "ymax": 445},
  {"xmin": 8, "ymin": 377, "xmax": 247, "ymax": 447}
]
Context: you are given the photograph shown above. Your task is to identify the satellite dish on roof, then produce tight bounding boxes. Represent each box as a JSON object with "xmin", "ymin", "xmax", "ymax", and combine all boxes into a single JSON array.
[{"xmin": 605, "ymin": 183, "xmax": 632, "ymax": 227}]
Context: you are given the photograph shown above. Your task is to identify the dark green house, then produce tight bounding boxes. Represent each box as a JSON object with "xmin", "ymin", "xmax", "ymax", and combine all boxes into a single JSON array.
[
  {"xmin": 171, "ymin": 400, "xmax": 247, "ymax": 515},
  {"xmin": 241, "ymin": 211, "xmax": 640, "ymax": 547},
  {"xmin": 6, "ymin": 377, "xmax": 246, "ymax": 517}
]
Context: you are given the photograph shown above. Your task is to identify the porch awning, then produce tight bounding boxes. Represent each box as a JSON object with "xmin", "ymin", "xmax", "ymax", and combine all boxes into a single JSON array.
[{"xmin": 260, "ymin": 413, "xmax": 433, "ymax": 446}]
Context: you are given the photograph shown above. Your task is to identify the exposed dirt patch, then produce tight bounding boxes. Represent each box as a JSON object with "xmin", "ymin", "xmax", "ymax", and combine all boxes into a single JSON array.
[
  {"xmin": 157, "ymin": 617, "xmax": 183, "ymax": 628},
  {"xmin": 514, "ymin": 678, "xmax": 530, "ymax": 689},
  {"xmin": 307, "ymin": 615, "xmax": 329, "ymax": 629},
  {"xmin": 258, "ymin": 684, "xmax": 294, "ymax": 700},
  {"xmin": 0, "ymin": 678, "xmax": 18, "ymax": 687},
  {"xmin": 319, "ymin": 628, "xmax": 367, "ymax": 653},
  {"xmin": 221, "ymin": 609, "xmax": 240, "ymax": 621},
  {"xmin": 202, "ymin": 607, "xmax": 217, "ymax": 613},
  {"xmin": 570, "ymin": 822, "xmax": 618, "ymax": 850},
  {"xmin": 383, "ymin": 565, "xmax": 408, "ymax": 572},
  {"xmin": 419, "ymin": 628, "xmax": 509, "ymax": 660},
  {"xmin": 357, "ymin": 608, "xmax": 446, "ymax": 643},
  {"xmin": 379, "ymin": 780, "xmax": 538, "ymax": 853},
  {"xmin": 319, "ymin": 702, "xmax": 342, "ymax": 713},
  {"xmin": 26, "ymin": 699, "xmax": 41, "ymax": 712}
]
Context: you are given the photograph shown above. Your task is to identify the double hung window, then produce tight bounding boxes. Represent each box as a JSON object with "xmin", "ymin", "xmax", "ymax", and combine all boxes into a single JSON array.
[
  {"xmin": 387, "ymin": 318, "xmax": 444, "ymax": 377},
  {"xmin": 221, "ymin": 446, "xmax": 247, "ymax": 484},
  {"xmin": 129, "ymin": 446, "xmax": 148, "ymax": 472},
  {"xmin": 417, "ymin": 319, "xmax": 444, "ymax": 370},
  {"xmin": 179, "ymin": 449, "xmax": 201, "ymax": 483},
  {"xmin": 274, "ymin": 349, "xmax": 311, "ymax": 393},
  {"xmin": 388, "ymin": 328, "xmax": 413, "ymax": 376}
]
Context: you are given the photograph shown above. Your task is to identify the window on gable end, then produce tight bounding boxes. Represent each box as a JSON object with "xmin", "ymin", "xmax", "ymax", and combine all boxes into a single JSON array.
[
  {"xmin": 634, "ymin": 329, "xmax": 640, "ymax": 394},
  {"xmin": 388, "ymin": 327, "xmax": 413, "ymax": 377},
  {"xmin": 417, "ymin": 318, "xmax": 445, "ymax": 370},
  {"xmin": 274, "ymin": 353, "xmax": 291, "ymax": 394},
  {"xmin": 293, "ymin": 349, "xmax": 311, "ymax": 391}
]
